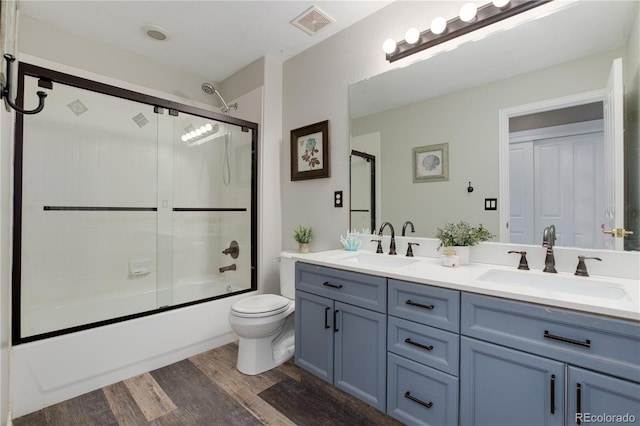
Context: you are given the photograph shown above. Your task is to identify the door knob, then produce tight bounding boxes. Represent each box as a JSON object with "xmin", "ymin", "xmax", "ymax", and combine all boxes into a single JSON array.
[{"xmin": 602, "ymin": 227, "xmax": 634, "ymax": 238}]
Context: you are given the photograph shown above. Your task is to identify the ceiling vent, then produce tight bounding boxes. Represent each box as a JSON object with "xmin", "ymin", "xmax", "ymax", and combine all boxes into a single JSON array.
[{"xmin": 291, "ymin": 6, "xmax": 335, "ymax": 35}]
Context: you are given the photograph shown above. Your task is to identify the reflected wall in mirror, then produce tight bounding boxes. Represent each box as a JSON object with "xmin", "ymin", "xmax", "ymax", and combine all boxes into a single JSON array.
[{"xmin": 349, "ymin": 1, "xmax": 639, "ymax": 251}]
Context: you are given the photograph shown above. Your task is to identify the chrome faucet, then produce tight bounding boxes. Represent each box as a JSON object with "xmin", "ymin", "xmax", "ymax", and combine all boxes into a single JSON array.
[
  {"xmin": 542, "ymin": 225, "xmax": 557, "ymax": 273},
  {"xmin": 401, "ymin": 220, "xmax": 415, "ymax": 236},
  {"xmin": 378, "ymin": 222, "xmax": 397, "ymax": 255}
]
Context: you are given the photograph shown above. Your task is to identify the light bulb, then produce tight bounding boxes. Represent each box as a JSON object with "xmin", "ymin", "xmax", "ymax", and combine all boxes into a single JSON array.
[
  {"xmin": 195, "ymin": 129, "xmax": 202, "ymax": 136},
  {"xmin": 431, "ymin": 17, "xmax": 447, "ymax": 35},
  {"xmin": 190, "ymin": 131, "xmax": 197, "ymax": 138},
  {"xmin": 493, "ymin": 0, "xmax": 510, "ymax": 8},
  {"xmin": 460, "ymin": 2, "xmax": 478, "ymax": 23},
  {"xmin": 181, "ymin": 135, "xmax": 188, "ymax": 142},
  {"xmin": 205, "ymin": 123, "xmax": 213, "ymax": 131},
  {"xmin": 405, "ymin": 27, "xmax": 420, "ymax": 44},
  {"xmin": 382, "ymin": 38, "xmax": 397, "ymax": 54}
]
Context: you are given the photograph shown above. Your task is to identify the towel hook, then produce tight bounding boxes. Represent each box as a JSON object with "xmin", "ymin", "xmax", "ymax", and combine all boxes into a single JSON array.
[{"xmin": 1, "ymin": 54, "xmax": 47, "ymax": 115}]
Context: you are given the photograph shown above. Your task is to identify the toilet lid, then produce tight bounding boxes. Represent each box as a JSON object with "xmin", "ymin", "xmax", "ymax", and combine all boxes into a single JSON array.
[{"xmin": 231, "ymin": 294, "xmax": 290, "ymax": 315}]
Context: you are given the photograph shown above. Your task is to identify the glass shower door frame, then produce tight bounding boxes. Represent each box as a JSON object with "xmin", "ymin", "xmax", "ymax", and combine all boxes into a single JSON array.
[{"xmin": 12, "ymin": 62, "xmax": 258, "ymax": 345}]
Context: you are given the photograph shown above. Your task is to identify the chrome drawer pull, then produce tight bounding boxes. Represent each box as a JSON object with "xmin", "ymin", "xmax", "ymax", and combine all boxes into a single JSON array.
[
  {"xmin": 405, "ymin": 300, "xmax": 434, "ymax": 310},
  {"xmin": 404, "ymin": 338, "xmax": 433, "ymax": 351},
  {"xmin": 322, "ymin": 281, "xmax": 343, "ymax": 289},
  {"xmin": 543, "ymin": 330, "xmax": 591, "ymax": 348},
  {"xmin": 404, "ymin": 391, "xmax": 433, "ymax": 409}
]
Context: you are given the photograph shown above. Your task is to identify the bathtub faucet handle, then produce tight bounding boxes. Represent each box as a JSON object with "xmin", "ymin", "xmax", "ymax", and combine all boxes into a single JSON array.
[{"xmin": 222, "ymin": 240, "xmax": 239, "ymax": 259}]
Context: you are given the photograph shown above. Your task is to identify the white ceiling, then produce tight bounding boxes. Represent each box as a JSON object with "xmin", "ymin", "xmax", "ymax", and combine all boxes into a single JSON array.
[{"xmin": 18, "ymin": 0, "xmax": 393, "ymax": 82}]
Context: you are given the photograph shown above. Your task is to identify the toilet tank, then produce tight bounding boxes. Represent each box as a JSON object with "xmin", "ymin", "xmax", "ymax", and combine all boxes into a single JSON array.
[{"xmin": 279, "ymin": 251, "xmax": 296, "ymax": 299}]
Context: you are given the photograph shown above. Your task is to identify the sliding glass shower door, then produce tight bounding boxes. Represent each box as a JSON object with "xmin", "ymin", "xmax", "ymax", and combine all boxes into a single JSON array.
[{"xmin": 14, "ymin": 64, "xmax": 257, "ymax": 343}]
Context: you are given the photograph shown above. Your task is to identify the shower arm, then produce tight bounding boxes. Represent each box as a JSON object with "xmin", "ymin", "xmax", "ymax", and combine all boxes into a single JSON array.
[
  {"xmin": 212, "ymin": 90, "xmax": 231, "ymax": 112},
  {"xmin": 214, "ymin": 92, "xmax": 238, "ymax": 113}
]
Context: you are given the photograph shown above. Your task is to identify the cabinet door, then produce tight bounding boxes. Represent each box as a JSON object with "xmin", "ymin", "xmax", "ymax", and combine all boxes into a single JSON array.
[
  {"xmin": 295, "ymin": 291, "xmax": 334, "ymax": 383},
  {"xmin": 568, "ymin": 366, "xmax": 640, "ymax": 425},
  {"xmin": 334, "ymin": 301, "xmax": 387, "ymax": 411},
  {"xmin": 460, "ymin": 337, "xmax": 564, "ymax": 426}
]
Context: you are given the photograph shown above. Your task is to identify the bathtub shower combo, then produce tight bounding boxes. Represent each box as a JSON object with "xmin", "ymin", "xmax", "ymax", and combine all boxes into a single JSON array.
[{"xmin": 12, "ymin": 63, "xmax": 257, "ymax": 343}]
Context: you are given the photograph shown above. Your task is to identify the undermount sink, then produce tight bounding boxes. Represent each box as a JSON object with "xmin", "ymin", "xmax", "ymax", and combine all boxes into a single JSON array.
[
  {"xmin": 339, "ymin": 253, "xmax": 420, "ymax": 269},
  {"xmin": 477, "ymin": 269, "xmax": 629, "ymax": 300}
]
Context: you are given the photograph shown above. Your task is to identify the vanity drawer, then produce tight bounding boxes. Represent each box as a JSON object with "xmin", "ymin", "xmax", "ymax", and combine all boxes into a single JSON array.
[
  {"xmin": 461, "ymin": 292, "xmax": 640, "ymax": 381},
  {"xmin": 387, "ymin": 353, "xmax": 458, "ymax": 426},
  {"xmin": 296, "ymin": 262, "xmax": 386, "ymax": 313},
  {"xmin": 388, "ymin": 279, "xmax": 460, "ymax": 332},
  {"xmin": 388, "ymin": 316, "xmax": 459, "ymax": 376}
]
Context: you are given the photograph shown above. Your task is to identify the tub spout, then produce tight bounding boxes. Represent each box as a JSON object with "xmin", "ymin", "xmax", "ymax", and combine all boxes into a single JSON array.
[{"xmin": 219, "ymin": 264, "xmax": 236, "ymax": 273}]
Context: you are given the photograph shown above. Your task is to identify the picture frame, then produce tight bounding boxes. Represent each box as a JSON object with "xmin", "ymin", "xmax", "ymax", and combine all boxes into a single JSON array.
[
  {"xmin": 291, "ymin": 120, "xmax": 330, "ymax": 181},
  {"xmin": 413, "ymin": 143, "xmax": 449, "ymax": 183}
]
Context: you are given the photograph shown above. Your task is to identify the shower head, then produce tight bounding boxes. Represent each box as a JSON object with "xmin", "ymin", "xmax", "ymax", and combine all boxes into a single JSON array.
[
  {"xmin": 201, "ymin": 82, "xmax": 238, "ymax": 114},
  {"xmin": 201, "ymin": 82, "xmax": 216, "ymax": 95}
]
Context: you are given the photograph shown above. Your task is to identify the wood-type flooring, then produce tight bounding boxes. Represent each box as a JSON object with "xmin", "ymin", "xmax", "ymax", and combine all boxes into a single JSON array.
[{"xmin": 14, "ymin": 342, "xmax": 401, "ymax": 426}]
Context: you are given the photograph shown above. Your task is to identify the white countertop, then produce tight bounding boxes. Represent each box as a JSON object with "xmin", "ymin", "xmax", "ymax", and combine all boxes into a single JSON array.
[{"xmin": 290, "ymin": 249, "xmax": 640, "ymax": 322}]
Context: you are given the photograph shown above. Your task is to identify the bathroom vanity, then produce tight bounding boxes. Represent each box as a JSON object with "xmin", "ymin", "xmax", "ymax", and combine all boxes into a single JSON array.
[{"xmin": 293, "ymin": 250, "xmax": 640, "ymax": 426}]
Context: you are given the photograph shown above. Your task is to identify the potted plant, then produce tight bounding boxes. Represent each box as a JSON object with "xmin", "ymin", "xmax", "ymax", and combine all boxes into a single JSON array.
[
  {"xmin": 294, "ymin": 225, "xmax": 313, "ymax": 253},
  {"xmin": 434, "ymin": 221, "xmax": 494, "ymax": 265}
]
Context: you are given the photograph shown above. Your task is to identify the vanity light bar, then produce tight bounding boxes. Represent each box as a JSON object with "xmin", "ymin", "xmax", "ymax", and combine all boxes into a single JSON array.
[{"xmin": 385, "ymin": 0, "xmax": 551, "ymax": 63}]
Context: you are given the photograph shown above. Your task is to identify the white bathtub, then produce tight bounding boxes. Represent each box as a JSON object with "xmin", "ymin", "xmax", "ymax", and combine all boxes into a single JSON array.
[
  {"xmin": 22, "ymin": 276, "xmax": 244, "ymax": 338},
  {"xmin": 13, "ymin": 277, "xmax": 255, "ymax": 418}
]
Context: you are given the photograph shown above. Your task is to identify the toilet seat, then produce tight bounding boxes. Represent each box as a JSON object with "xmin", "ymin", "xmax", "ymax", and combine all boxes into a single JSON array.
[{"xmin": 230, "ymin": 294, "xmax": 291, "ymax": 318}]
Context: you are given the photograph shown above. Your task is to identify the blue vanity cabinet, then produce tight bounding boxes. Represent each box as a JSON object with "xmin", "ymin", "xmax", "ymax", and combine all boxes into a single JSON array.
[
  {"xmin": 460, "ymin": 292, "xmax": 640, "ymax": 426},
  {"xmin": 567, "ymin": 366, "xmax": 640, "ymax": 425},
  {"xmin": 294, "ymin": 262, "xmax": 387, "ymax": 411},
  {"xmin": 294, "ymin": 290, "xmax": 334, "ymax": 383},
  {"xmin": 460, "ymin": 336, "xmax": 565, "ymax": 426},
  {"xmin": 386, "ymin": 279, "xmax": 460, "ymax": 426}
]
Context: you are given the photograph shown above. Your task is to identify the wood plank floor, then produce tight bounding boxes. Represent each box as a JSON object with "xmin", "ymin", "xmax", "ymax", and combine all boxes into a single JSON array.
[{"xmin": 14, "ymin": 342, "xmax": 402, "ymax": 426}]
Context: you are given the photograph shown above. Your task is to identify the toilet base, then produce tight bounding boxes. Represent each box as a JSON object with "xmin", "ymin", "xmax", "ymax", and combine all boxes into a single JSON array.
[
  {"xmin": 236, "ymin": 339, "xmax": 294, "ymax": 375},
  {"xmin": 236, "ymin": 315, "xmax": 295, "ymax": 375}
]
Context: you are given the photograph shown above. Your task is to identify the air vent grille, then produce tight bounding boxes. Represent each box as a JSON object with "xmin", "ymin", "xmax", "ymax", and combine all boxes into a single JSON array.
[{"xmin": 291, "ymin": 6, "xmax": 335, "ymax": 35}]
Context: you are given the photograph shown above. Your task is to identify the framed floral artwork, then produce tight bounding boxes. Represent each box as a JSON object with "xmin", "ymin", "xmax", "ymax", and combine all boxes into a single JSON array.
[
  {"xmin": 291, "ymin": 120, "xmax": 330, "ymax": 181},
  {"xmin": 413, "ymin": 143, "xmax": 449, "ymax": 182}
]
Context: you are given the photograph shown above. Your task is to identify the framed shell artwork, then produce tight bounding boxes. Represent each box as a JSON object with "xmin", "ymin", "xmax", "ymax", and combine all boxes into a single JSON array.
[{"xmin": 412, "ymin": 143, "xmax": 449, "ymax": 183}]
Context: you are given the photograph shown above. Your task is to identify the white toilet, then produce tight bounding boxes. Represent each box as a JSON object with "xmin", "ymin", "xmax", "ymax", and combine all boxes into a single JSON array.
[{"xmin": 228, "ymin": 252, "xmax": 296, "ymax": 375}]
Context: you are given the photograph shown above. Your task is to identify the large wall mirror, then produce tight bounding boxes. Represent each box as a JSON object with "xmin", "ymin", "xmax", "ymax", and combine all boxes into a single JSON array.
[{"xmin": 349, "ymin": 1, "xmax": 639, "ymax": 252}]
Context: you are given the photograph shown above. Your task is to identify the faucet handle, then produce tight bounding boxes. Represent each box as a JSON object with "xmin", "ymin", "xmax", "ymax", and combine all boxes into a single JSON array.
[
  {"xmin": 575, "ymin": 256, "xmax": 602, "ymax": 277},
  {"xmin": 508, "ymin": 251, "xmax": 530, "ymax": 270},
  {"xmin": 371, "ymin": 239, "xmax": 383, "ymax": 254},
  {"xmin": 406, "ymin": 242, "xmax": 420, "ymax": 257}
]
